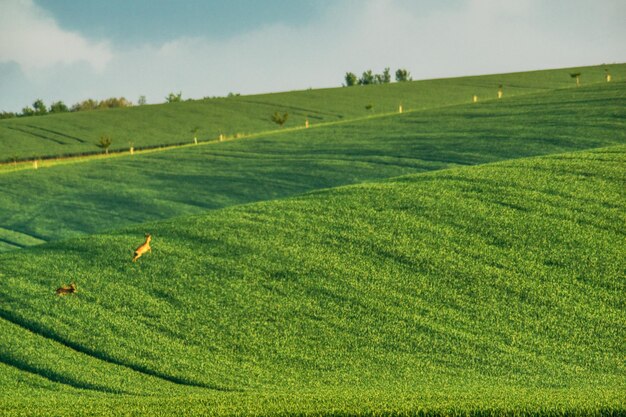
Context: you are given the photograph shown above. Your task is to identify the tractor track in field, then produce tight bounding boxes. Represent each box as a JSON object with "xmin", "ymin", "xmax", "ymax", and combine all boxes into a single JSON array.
[
  {"xmin": 24, "ymin": 125, "xmax": 88, "ymax": 144},
  {"xmin": 0, "ymin": 351, "xmax": 130, "ymax": 394},
  {"xmin": 0, "ymin": 308, "xmax": 240, "ymax": 393}
]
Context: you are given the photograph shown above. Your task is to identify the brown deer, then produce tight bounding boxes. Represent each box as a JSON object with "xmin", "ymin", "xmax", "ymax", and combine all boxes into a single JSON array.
[
  {"xmin": 132, "ymin": 233, "xmax": 152, "ymax": 262},
  {"xmin": 56, "ymin": 283, "xmax": 77, "ymax": 296}
]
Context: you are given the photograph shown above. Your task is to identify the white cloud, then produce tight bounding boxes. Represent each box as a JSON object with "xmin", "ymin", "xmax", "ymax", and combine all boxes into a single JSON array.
[
  {"xmin": 0, "ymin": 0, "xmax": 112, "ymax": 74},
  {"xmin": 0, "ymin": 0, "xmax": 625, "ymax": 112}
]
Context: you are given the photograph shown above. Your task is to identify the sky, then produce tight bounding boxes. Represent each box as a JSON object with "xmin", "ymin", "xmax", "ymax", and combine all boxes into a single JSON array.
[{"xmin": 1, "ymin": 0, "xmax": 625, "ymax": 112}]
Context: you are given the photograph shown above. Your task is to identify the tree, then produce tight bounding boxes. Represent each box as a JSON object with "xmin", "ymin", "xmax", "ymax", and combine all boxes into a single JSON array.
[
  {"xmin": 72, "ymin": 99, "xmax": 98, "ymax": 112},
  {"xmin": 21, "ymin": 106, "xmax": 35, "ymax": 117},
  {"xmin": 96, "ymin": 135, "xmax": 112, "ymax": 154},
  {"xmin": 344, "ymin": 72, "xmax": 358, "ymax": 87},
  {"xmin": 271, "ymin": 112, "xmax": 289, "ymax": 127},
  {"xmin": 138, "ymin": 95, "xmax": 147, "ymax": 105},
  {"xmin": 570, "ymin": 72, "xmax": 581, "ymax": 87},
  {"xmin": 165, "ymin": 92, "xmax": 182, "ymax": 103},
  {"xmin": 97, "ymin": 97, "xmax": 131, "ymax": 109},
  {"xmin": 49, "ymin": 101, "xmax": 69, "ymax": 113},
  {"xmin": 395, "ymin": 69, "xmax": 412, "ymax": 82},
  {"xmin": 375, "ymin": 68, "xmax": 392, "ymax": 84},
  {"xmin": 0, "ymin": 111, "xmax": 16, "ymax": 119},
  {"xmin": 381, "ymin": 67, "xmax": 391, "ymax": 83},
  {"xmin": 32, "ymin": 99, "xmax": 47, "ymax": 115},
  {"xmin": 359, "ymin": 70, "xmax": 375, "ymax": 85}
]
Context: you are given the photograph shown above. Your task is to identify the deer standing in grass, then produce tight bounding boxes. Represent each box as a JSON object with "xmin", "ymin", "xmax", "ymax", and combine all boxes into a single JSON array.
[
  {"xmin": 56, "ymin": 283, "xmax": 77, "ymax": 296},
  {"xmin": 132, "ymin": 233, "xmax": 152, "ymax": 262}
]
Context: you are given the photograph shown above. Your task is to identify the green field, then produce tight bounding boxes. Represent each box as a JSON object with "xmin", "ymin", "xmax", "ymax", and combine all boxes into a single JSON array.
[
  {"xmin": 0, "ymin": 80, "xmax": 624, "ymax": 250},
  {"xmin": 0, "ymin": 146, "xmax": 624, "ymax": 415},
  {"xmin": 1, "ymin": 63, "xmax": 624, "ymax": 162},
  {"xmin": 0, "ymin": 65, "xmax": 624, "ymax": 416}
]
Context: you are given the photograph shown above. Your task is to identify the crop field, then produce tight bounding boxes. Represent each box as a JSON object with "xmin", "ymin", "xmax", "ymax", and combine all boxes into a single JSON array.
[
  {"xmin": 0, "ymin": 80, "xmax": 624, "ymax": 250},
  {"xmin": 0, "ymin": 65, "xmax": 624, "ymax": 416},
  {"xmin": 1, "ymin": 63, "xmax": 624, "ymax": 162},
  {"xmin": 0, "ymin": 145, "xmax": 624, "ymax": 416}
]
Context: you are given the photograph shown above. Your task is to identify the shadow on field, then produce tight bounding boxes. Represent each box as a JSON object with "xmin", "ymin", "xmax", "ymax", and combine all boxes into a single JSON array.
[{"xmin": 0, "ymin": 307, "xmax": 237, "ymax": 392}]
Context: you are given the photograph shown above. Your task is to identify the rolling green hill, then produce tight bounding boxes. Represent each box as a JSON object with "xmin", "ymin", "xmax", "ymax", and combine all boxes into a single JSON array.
[
  {"xmin": 0, "ymin": 145, "xmax": 624, "ymax": 416},
  {"xmin": 1, "ymin": 63, "xmax": 624, "ymax": 162},
  {"xmin": 1, "ymin": 64, "xmax": 624, "ymax": 415},
  {"xmin": 0, "ymin": 80, "xmax": 624, "ymax": 251}
]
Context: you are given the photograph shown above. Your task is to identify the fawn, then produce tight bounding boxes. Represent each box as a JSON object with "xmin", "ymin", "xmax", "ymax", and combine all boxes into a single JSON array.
[
  {"xmin": 132, "ymin": 233, "xmax": 152, "ymax": 262},
  {"xmin": 56, "ymin": 283, "xmax": 77, "ymax": 296}
]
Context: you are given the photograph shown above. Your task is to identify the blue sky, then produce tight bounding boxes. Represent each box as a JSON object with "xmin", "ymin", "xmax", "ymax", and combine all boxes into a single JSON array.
[
  {"xmin": 1, "ymin": 0, "xmax": 625, "ymax": 113},
  {"xmin": 36, "ymin": 0, "xmax": 334, "ymax": 43}
]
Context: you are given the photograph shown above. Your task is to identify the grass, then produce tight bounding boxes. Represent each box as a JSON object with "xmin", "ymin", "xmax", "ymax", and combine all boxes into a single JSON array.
[
  {"xmin": 0, "ymin": 145, "xmax": 624, "ymax": 415},
  {"xmin": 0, "ymin": 80, "xmax": 624, "ymax": 250},
  {"xmin": 0, "ymin": 64, "xmax": 624, "ymax": 415},
  {"xmin": 1, "ymin": 63, "xmax": 624, "ymax": 162}
]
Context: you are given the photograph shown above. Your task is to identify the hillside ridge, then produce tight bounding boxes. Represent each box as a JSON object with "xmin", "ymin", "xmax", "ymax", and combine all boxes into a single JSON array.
[{"xmin": 2, "ymin": 63, "xmax": 624, "ymax": 163}]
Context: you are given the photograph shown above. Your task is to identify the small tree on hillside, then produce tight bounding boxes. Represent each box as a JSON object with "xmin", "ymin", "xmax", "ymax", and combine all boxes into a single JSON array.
[
  {"xmin": 100, "ymin": 97, "xmax": 132, "ymax": 108},
  {"xmin": 138, "ymin": 95, "xmax": 147, "ymax": 105},
  {"xmin": 97, "ymin": 135, "xmax": 112, "ymax": 154},
  {"xmin": 165, "ymin": 92, "xmax": 182, "ymax": 103},
  {"xmin": 271, "ymin": 112, "xmax": 289, "ymax": 127},
  {"xmin": 381, "ymin": 67, "xmax": 391, "ymax": 83},
  {"xmin": 71, "ymin": 99, "xmax": 98, "ymax": 112},
  {"xmin": 21, "ymin": 106, "xmax": 35, "ymax": 117},
  {"xmin": 49, "ymin": 101, "xmax": 69, "ymax": 113},
  {"xmin": 33, "ymin": 99, "xmax": 48, "ymax": 116},
  {"xmin": 395, "ymin": 69, "xmax": 412, "ymax": 82},
  {"xmin": 359, "ymin": 70, "xmax": 376, "ymax": 85},
  {"xmin": 344, "ymin": 72, "xmax": 358, "ymax": 86},
  {"xmin": 570, "ymin": 72, "xmax": 581, "ymax": 87}
]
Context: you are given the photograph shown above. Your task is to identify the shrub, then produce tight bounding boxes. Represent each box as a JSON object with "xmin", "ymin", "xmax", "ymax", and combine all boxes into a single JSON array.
[
  {"xmin": 96, "ymin": 135, "xmax": 113, "ymax": 154},
  {"xmin": 271, "ymin": 112, "xmax": 289, "ymax": 127},
  {"xmin": 72, "ymin": 99, "xmax": 98, "ymax": 112}
]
